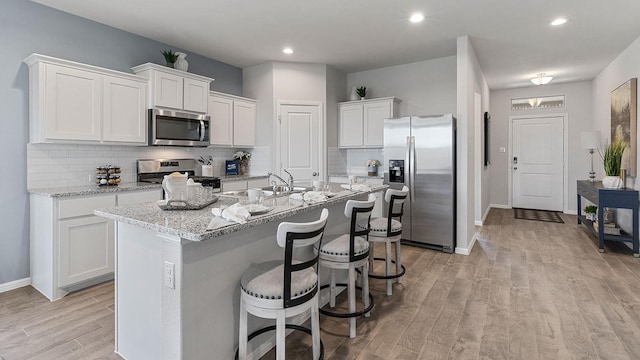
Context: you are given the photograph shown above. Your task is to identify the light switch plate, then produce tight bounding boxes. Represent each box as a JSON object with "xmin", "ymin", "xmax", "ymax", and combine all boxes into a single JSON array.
[{"xmin": 499, "ymin": 147, "xmax": 506, "ymax": 153}]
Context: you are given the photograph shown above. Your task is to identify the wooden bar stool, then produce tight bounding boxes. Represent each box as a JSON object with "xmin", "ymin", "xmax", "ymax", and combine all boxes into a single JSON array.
[
  {"xmin": 237, "ymin": 209, "xmax": 329, "ymax": 360},
  {"xmin": 316, "ymin": 195, "xmax": 375, "ymax": 338},
  {"xmin": 364, "ymin": 186, "xmax": 408, "ymax": 296}
]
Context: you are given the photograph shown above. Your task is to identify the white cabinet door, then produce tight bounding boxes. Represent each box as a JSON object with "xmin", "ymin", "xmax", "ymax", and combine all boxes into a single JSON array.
[
  {"xmin": 339, "ymin": 104, "xmax": 364, "ymax": 147},
  {"xmin": 45, "ymin": 64, "xmax": 101, "ymax": 141},
  {"xmin": 233, "ymin": 100, "xmax": 257, "ymax": 147},
  {"xmin": 363, "ymin": 100, "xmax": 392, "ymax": 147},
  {"xmin": 209, "ymin": 95, "xmax": 234, "ymax": 146},
  {"xmin": 183, "ymin": 78, "xmax": 209, "ymax": 113},
  {"xmin": 153, "ymin": 71, "xmax": 183, "ymax": 110},
  {"xmin": 59, "ymin": 216, "xmax": 114, "ymax": 287},
  {"xmin": 102, "ymin": 76, "xmax": 147, "ymax": 144}
]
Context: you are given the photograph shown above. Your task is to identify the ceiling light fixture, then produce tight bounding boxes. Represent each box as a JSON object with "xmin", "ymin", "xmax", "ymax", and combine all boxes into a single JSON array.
[
  {"xmin": 409, "ymin": 13, "xmax": 424, "ymax": 23},
  {"xmin": 282, "ymin": 47, "xmax": 293, "ymax": 54},
  {"xmin": 550, "ymin": 18, "xmax": 567, "ymax": 26},
  {"xmin": 530, "ymin": 73, "xmax": 553, "ymax": 85}
]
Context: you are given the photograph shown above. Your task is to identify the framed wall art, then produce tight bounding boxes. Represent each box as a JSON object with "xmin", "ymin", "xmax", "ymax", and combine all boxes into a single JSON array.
[{"xmin": 611, "ymin": 78, "xmax": 637, "ymax": 176}]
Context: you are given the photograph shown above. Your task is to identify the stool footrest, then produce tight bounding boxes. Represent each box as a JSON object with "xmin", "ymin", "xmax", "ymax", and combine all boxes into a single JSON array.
[
  {"xmin": 235, "ymin": 324, "xmax": 324, "ymax": 360},
  {"xmin": 319, "ymin": 283, "xmax": 375, "ymax": 318},
  {"xmin": 367, "ymin": 257, "xmax": 406, "ymax": 279}
]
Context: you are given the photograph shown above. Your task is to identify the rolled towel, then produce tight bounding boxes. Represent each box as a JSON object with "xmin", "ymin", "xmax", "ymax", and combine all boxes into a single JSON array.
[
  {"xmin": 211, "ymin": 203, "xmax": 251, "ymax": 224},
  {"xmin": 303, "ymin": 191, "xmax": 327, "ymax": 203},
  {"xmin": 340, "ymin": 183, "xmax": 371, "ymax": 192}
]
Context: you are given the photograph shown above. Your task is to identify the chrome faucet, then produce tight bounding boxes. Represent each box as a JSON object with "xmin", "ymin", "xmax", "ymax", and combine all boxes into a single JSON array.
[{"xmin": 267, "ymin": 170, "xmax": 294, "ymax": 192}]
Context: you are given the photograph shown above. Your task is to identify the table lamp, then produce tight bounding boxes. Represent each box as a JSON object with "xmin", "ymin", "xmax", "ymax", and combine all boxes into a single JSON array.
[{"xmin": 580, "ymin": 131, "xmax": 601, "ymax": 182}]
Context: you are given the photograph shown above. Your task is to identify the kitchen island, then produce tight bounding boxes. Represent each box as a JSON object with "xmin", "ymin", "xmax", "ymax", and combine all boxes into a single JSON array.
[{"xmin": 94, "ymin": 184, "xmax": 385, "ymax": 360}]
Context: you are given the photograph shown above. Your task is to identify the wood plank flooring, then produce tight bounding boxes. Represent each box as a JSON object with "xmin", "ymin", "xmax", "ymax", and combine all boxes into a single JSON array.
[{"xmin": 3, "ymin": 208, "xmax": 640, "ymax": 359}]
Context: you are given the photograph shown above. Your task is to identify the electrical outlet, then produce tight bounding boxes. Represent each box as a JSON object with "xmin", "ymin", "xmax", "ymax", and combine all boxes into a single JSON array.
[
  {"xmin": 499, "ymin": 147, "xmax": 506, "ymax": 153},
  {"xmin": 164, "ymin": 261, "xmax": 175, "ymax": 289}
]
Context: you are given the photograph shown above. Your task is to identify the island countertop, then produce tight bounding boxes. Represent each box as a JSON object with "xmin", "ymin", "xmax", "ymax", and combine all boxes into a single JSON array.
[{"xmin": 94, "ymin": 183, "xmax": 386, "ymax": 242}]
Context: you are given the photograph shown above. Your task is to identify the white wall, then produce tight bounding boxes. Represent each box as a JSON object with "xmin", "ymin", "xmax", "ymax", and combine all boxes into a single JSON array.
[
  {"xmin": 592, "ymin": 35, "xmax": 640, "ymax": 232},
  {"xmin": 456, "ymin": 36, "xmax": 490, "ymax": 255},
  {"xmin": 489, "ymin": 81, "xmax": 593, "ymax": 212}
]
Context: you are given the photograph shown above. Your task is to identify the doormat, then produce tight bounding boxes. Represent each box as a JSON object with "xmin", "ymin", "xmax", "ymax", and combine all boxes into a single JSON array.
[{"xmin": 513, "ymin": 208, "xmax": 564, "ymax": 223}]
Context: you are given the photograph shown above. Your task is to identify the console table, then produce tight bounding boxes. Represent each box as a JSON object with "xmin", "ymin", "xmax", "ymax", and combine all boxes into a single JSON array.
[{"xmin": 577, "ymin": 180, "xmax": 639, "ymax": 257}]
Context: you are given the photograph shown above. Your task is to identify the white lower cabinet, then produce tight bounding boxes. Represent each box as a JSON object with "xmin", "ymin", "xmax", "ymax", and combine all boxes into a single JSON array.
[
  {"xmin": 30, "ymin": 188, "xmax": 161, "ymax": 300},
  {"xmin": 58, "ymin": 216, "xmax": 114, "ymax": 287}
]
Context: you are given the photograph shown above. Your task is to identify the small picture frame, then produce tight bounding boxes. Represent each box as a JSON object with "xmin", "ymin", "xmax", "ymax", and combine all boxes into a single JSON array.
[{"xmin": 225, "ymin": 160, "xmax": 239, "ymax": 176}]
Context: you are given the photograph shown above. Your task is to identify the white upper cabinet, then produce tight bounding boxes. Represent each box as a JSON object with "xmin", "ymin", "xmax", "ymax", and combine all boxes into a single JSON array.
[
  {"xmin": 132, "ymin": 63, "xmax": 213, "ymax": 114},
  {"xmin": 24, "ymin": 54, "xmax": 148, "ymax": 145},
  {"xmin": 338, "ymin": 97, "xmax": 400, "ymax": 148},
  {"xmin": 102, "ymin": 75, "xmax": 147, "ymax": 143},
  {"xmin": 208, "ymin": 91, "xmax": 257, "ymax": 147}
]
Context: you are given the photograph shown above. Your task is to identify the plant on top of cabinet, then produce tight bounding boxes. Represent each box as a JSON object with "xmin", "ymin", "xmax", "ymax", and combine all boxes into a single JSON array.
[
  {"xmin": 161, "ymin": 49, "xmax": 179, "ymax": 67},
  {"xmin": 356, "ymin": 86, "xmax": 367, "ymax": 100}
]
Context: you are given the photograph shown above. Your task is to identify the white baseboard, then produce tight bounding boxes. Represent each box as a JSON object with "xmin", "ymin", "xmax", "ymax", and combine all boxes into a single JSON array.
[
  {"xmin": 564, "ymin": 210, "xmax": 577, "ymax": 215},
  {"xmin": 0, "ymin": 277, "xmax": 31, "ymax": 293},
  {"xmin": 475, "ymin": 205, "xmax": 492, "ymax": 226},
  {"xmin": 455, "ymin": 233, "xmax": 477, "ymax": 256},
  {"xmin": 490, "ymin": 204, "xmax": 512, "ymax": 209}
]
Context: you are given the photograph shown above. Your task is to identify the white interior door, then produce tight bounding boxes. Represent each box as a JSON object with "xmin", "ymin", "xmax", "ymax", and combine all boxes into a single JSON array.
[
  {"xmin": 278, "ymin": 103, "xmax": 321, "ymax": 183},
  {"xmin": 512, "ymin": 116, "xmax": 564, "ymax": 211}
]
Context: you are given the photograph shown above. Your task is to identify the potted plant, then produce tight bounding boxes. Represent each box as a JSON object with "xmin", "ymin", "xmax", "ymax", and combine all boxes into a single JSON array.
[
  {"xmin": 356, "ymin": 86, "xmax": 367, "ymax": 100},
  {"xmin": 161, "ymin": 49, "xmax": 179, "ymax": 68},
  {"xmin": 584, "ymin": 205, "xmax": 597, "ymax": 221},
  {"xmin": 234, "ymin": 151, "xmax": 251, "ymax": 176},
  {"xmin": 366, "ymin": 159, "xmax": 380, "ymax": 176},
  {"xmin": 600, "ymin": 139, "xmax": 626, "ymax": 188}
]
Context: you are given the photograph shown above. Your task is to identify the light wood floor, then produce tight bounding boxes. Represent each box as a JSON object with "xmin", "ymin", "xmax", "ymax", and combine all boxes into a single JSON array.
[{"xmin": 3, "ymin": 208, "xmax": 640, "ymax": 359}]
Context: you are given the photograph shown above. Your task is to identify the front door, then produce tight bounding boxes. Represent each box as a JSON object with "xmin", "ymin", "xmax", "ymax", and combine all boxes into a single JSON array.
[
  {"xmin": 512, "ymin": 116, "xmax": 564, "ymax": 211},
  {"xmin": 277, "ymin": 102, "xmax": 321, "ymax": 183}
]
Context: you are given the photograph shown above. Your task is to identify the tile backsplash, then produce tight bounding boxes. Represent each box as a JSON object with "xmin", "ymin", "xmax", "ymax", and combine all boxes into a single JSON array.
[
  {"xmin": 27, "ymin": 144, "xmax": 271, "ymax": 189},
  {"xmin": 327, "ymin": 147, "xmax": 383, "ymax": 175}
]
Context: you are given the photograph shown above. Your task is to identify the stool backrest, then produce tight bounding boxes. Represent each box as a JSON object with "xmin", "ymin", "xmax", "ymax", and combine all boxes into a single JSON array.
[
  {"xmin": 276, "ymin": 208, "xmax": 329, "ymax": 308},
  {"xmin": 344, "ymin": 195, "xmax": 375, "ymax": 262},
  {"xmin": 385, "ymin": 186, "xmax": 409, "ymax": 237}
]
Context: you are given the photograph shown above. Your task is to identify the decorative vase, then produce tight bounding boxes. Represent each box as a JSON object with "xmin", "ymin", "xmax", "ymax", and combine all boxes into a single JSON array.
[
  {"xmin": 238, "ymin": 162, "xmax": 247, "ymax": 176},
  {"xmin": 349, "ymin": 86, "xmax": 358, "ymax": 101},
  {"xmin": 174, "ymin": 52, "xmax": 189, "ymax": 72},
  {"xmin": 367, "ymin": 165, "xmax": 378, "ymax": 176},
  {"xmin": 602, "ymin": 176, "xmax": 623, "ymax": 189}
]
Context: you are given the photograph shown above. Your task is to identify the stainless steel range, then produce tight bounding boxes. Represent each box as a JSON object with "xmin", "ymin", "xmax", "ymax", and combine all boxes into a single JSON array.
[{"xmin": 137, "ymin": 159, "xmax": 221, "ymax": 191}]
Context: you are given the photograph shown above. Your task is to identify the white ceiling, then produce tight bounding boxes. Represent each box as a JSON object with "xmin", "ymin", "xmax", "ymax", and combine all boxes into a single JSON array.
[{"xmin": 33, "ymin": 0, "xmax": 640, "ymax": 89}]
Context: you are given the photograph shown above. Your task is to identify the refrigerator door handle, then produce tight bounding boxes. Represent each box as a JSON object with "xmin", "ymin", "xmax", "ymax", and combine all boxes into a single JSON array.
[
  {"xmin": 410, "ymin": 136, "xmax": 416, "ymax": 202},
  {"xmin": 405, "ymin": 136, "xmax": 411, "ymax": 192}
]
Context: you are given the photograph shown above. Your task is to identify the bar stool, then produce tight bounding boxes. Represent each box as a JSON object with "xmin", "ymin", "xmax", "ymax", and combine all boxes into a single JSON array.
[
  {"xmin": 364, "ymin": 186, "xmax": 409, "ymax": 296},
  {"xmin": 237, "ymin": 209, "xmax": 329, "ymax": 360},
  {"xmin": 316, "ymin": 195, "xmax": 375, "ymax": 338}
]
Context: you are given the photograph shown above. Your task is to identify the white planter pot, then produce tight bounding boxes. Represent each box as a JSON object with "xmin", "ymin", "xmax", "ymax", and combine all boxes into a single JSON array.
[{"xmin": 602, "ymin": 176, "xmax": 623, "ymax": 189}]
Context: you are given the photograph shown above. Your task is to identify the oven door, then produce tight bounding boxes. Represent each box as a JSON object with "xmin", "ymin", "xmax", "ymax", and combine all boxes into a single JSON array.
[{"xmin": 150, "ymin": 109, "xmax": 210, "ymax": 146}]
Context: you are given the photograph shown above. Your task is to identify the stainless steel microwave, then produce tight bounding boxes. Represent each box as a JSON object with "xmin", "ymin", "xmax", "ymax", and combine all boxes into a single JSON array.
[{"xmin": 149, "ymin": 109, "xmax": 210, "ymax": 146}]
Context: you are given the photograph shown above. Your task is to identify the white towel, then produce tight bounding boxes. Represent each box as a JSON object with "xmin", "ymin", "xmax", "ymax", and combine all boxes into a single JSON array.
[
  {"xmin": 303, "ymin": 191, "xmax": 327, "ymax": 203},
  {"xmin": 340, "ymin": 184, "xmax": 371, "ymax": 192},
  {"xmin": 211, "ymin": 203, "xmax": 251, "ymax": 224}
]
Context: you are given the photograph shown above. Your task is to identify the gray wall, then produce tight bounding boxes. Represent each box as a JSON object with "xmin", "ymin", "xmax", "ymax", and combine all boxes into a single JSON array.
[
  {"xmin": 0, "ymin": 0, "xmax": 242, "ymax": 284},
  {"xmin": 489, "ymin": 81, "xmax": 593, "ymax": 211}
]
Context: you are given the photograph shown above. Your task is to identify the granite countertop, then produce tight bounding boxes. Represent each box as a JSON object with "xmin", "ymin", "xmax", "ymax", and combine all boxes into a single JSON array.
[
  {"xmin": 95, "ymin": 183, "xmax": 387, "ymax": 242},
  {"xmin": 28, "ymin": 182, "xmax": 162, "ymax": 197},
  {"xmin": 219, "ymin": 174, "xmax": 269, "ymax": 182}
]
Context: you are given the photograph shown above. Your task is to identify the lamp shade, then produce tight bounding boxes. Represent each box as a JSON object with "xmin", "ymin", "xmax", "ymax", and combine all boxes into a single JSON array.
[{"xmin": 580, "ymin": 131, "xmax": 600, "ymax": 150}]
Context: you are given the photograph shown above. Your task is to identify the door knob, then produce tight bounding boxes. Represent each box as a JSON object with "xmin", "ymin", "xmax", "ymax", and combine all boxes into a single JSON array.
[
  {"xmin": 312, "ymin": 172, "xmax": 318, "ymax": 176},
  {"xmin": 514, "ymin": 167, "xmax": 518, "ymax": 170}
]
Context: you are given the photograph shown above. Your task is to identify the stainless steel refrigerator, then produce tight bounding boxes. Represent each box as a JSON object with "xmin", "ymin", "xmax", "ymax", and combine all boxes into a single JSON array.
[{"xmin": 384, "ymin": 115, "xmax": 456, "ymax": 252}]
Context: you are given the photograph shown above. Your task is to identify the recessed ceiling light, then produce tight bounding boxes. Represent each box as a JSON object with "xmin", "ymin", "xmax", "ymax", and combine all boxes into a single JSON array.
[
  {"xmin": 282, "ymin": 47, "xmax": 293, "ymax": 54},
  {"xmin": 409, "ymin": 13, "xmax": 424, "ymax": 23},
  {"xmin": 530, "ymin": 73, "xmax": 553, "ymax": 85},
  {"xmin": 550, "ymin": 18, "xmax": 567, "ymax": 26}
]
